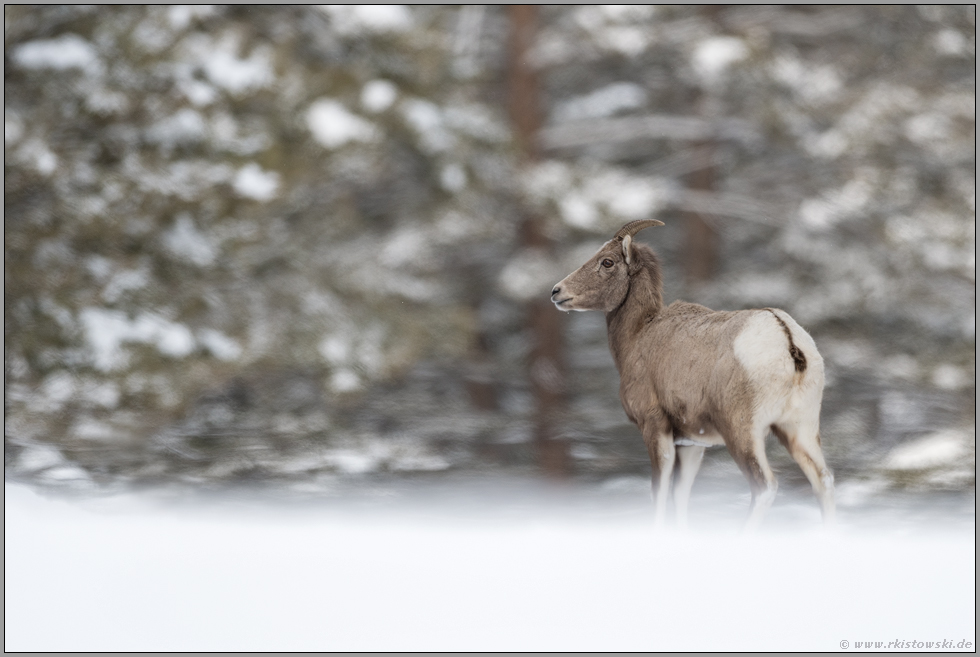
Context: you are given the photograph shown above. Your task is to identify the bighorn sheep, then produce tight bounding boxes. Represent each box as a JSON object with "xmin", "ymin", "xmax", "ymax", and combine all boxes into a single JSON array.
[{"xmin": 552, "ymin": 220, "xmax": 834, "ymax": 529}]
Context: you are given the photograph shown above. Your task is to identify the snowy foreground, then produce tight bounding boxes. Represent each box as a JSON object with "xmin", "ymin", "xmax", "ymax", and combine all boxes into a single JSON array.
[{"xmin": 5, "ymin": 479, "xmax": 975, "ymax": 652}]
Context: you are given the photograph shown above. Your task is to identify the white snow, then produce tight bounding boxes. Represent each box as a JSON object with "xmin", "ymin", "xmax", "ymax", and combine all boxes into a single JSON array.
[
  {"xmin": 559, "ymin": 193, "xmax": 600, "ymax": 230},
  {"xmin": 209, "ymin": 113, "xmax": 270, "ymax": 154},
  {"xmin": 306, "ymin": 99, "xmax": 379, "ymax": 149},
  {"xmin": 933, "ymin": 29, "xmax": 969, "ymax": 57},
  {"xmin": 33, "ymin": 143, "xmax": 58, "ymax": 175},
  {"xmin": 361, "ymin": 79, "xmax": 398, "ymax": 113},
  {"xmin": 692, "ymin": 36, "xmax": 749, "ymax": 83},
  {"xmin": 130, "ymin": 158, "xmax": 234, "ymax": 201},
  {"xmin": 380, "ymin": 224, "xmax": 430, "ymax": 269},
  {"xmin": 590, "ymin": 169, "xmax": 670, "ymax": 222},
  {"xmin": 905, "ymin": 112, "xmax": 952, "ymax": 145},
  {"xmin": 4, "ymin": 482, "xmax": 975, "ymax": 651},
  {"xmin": 11, "ymin": 34, "xmax": 102, "ymax": 75},
  {"xmin": 36, "ymin": 466, "xmax": 92, "ymax": 483},
  {"xmin": 726, "ymin": 273, "xmax": 795, "ymax": 306},
  {"xmin": 444, "ymin": 104, "xmax": 509, "ymax": 143},
  {"xmin": 573, "ymin": 8, "xmax": 650, "ymax": 59},
  {"xmin": 85, "ymin": 255, "xmax": 115, "ymax": 281},
  {"xmin": 439, "ymin": 163, "xmax": 467, "ymax": 193},
  {"xmin": 38, "ymin": 296, "xmax": 74, "ymax": 331},
  {"xmin": 164, "ymin": 214, "xmax": 217, "ymax": 266},
  {"xmin": 552, "ymin": 82, "xmax": 648, "ymax": 123},
  {"xmin": 389, "ymin": 452, "xmax": 451, "ymax": 473},
  {"xmin": 5, "ymin": 112, "xmax": 24, "ymax": 145},
  {"xmin": 40, "ymin": 373, "xmax": 77, "ymax": 408},
  {"xmin": 190, "ymin": 34, "xmax": 274, "ymax": 96},
  {"xmin": 17, "ymin": 139, "xmax": 59, "ymax": 176},
  {"xmin": 600, "ymin": 5, "xmax": 657, "ymax": 21},
  {"xmin": 805, "ymin": 129, "xmax": 849, "ymax": 160},
  {"xmin": 771, "ymin": 56, "xmax": 843, "ymax": 104},
  {"xmin": 79, "ymin": 309, "xmax": 136, "ymax": 371},
  {"xmin": 604, "ymin": 176, "xmax": 665, "ymax": 220},
  {"xmin": 146, "ymin": 108, "xmax": 208, "ymax": 147},
  {"xmin": 401, "ymin": 99, "xmax": 454, "ymax": 153},
  {"xmin": 602, "ymin": 26, "xmax": 648, "ymax": 58},
  {"xmin": 139, "ymin": 316, "xmax": 196, "ymax": 357},
  {"xmin": 80, "ymin": 308, "xmax": 196, "ymax": 371},
  {"xmin": 103, "ymin": 266, "xmax": 151, "ymax": 303},
  {"xmin": 319, "ymin": 324, "xmax": 386, "ymax": 391},
  {"xmin": 882, "ymin": 354, "xmax": 920, "ymax": 381},
  {"xmin": 233, "ymin": 163, "xmax": 280, "ymax": 201},
  {"xmin": 13, "ymin": 444, "xmax": 66, "ymax": 473},
  {"xmin": 931, "ymin": 363, "xmax": 970, "ymax": 390},
  {"xmin": 72, "ymin": 418, "xmax": 123, "ymax": 441},
  {"xmin": 198, "ymin": 329, "xmax": 242, "ymax": 362},
  {"xmin": 82, "ymin": 381, "xmax": 122, "ymax": 409},
  {"xmin": 524, "ymin": 161, "xmax": 573, "ymax": 204},
  {"xmin": 323, "ymin": 449, "xmax": 378, "ymax": 474},
  {"xmin": 318, "ymin": 5, "xmax": 413, "ymax": 35},
  {"xmin": 798, "ymin": 173, "xmax": 875, "ymax": 231},
  {"xmin": 498, "ymin": 249, "xmax": 562, "ymax": 302},
  {"xmin": 180, "ymin": 78, "xmax": 219, "ymax": 106},
  {"xmin": 525, "ymin": 162, "xmax": 669, "ymax": 230},
  {"xmin": 884, "ymin": 431, "xmax": 971, "ymax": 470},
  {"xmin": 168, "ymin": 5, "xmax": 216, "ymax": 31},
  {"xmin": 316, "ymin": 438, "xmax": 452, "ymax": 476},
  {"xmin": 319, "ymin": 335, "xmax": 350, "ymax": 365},
  {"xmin": 330, "ymin": 368, "xmax": 362, "ymax": 393}
]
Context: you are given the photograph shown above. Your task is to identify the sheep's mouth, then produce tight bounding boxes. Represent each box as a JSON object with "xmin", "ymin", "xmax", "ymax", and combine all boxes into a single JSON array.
[{"xmin": 552, "ymin": 297, "xmax": 574, "ymax": 310}]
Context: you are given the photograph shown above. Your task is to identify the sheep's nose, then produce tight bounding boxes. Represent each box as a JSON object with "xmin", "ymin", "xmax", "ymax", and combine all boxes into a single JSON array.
[{"xmin": 551, "ymin": 286, "xmax": 561, "ymax": 297}]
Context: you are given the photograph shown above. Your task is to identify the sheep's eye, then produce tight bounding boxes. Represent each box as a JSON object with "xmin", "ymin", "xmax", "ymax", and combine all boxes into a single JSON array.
[{"xmin": 601, "ymin": 258, "xmax": 614, "ymax": 268}]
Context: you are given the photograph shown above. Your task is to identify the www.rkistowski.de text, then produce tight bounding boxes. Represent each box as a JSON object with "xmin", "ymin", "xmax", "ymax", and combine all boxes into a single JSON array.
[{"xmin": 841, "ymin": 639, "xmax": 973, "ymax": 650}]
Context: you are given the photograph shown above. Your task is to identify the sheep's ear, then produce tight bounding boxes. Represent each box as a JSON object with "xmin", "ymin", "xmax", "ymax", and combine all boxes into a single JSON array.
[{"xmin": 621, "ymin": 235, "xmax": 632, "ymax": 265}]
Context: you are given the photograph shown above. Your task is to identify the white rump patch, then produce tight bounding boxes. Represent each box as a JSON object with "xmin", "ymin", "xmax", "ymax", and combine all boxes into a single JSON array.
[
  {"xmin": 733, "ymin": 312, "xmax": 794, "ymax": 380},
  {"xmin": 733, "ymin": 310, "xmax": 823, "ymax": 428}
]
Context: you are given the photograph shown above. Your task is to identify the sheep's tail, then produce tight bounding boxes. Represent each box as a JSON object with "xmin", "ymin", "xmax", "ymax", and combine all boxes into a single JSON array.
[{"xmin": 764, "ymin": 308, "xmax": 807, "ymax": 373}]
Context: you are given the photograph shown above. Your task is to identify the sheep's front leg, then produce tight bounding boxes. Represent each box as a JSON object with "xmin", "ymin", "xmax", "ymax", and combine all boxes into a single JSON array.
[
  {"xmin": 642, "ymin": 425, "xmax": 675, "ymax": 529},
  {"xmin": 674, "ymin": 444, "xmax": 705, "ymax": 530}
]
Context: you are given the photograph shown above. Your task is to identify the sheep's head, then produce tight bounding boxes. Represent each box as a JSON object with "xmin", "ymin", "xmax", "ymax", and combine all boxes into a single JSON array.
[{"xmin": 551, "ymin": 219, "xmax": 664, "ymax": 312}]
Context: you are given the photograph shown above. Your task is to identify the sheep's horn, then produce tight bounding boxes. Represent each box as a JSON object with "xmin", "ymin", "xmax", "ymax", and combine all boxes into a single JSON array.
[{"xmin": 614, "ymin": 219, "xmax": 665, "ymax": 240}]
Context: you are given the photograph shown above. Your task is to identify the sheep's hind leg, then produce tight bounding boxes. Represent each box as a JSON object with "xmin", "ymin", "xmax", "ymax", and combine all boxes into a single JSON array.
[
  {"xmin": 772, "ymin": 424, "xmax": 836, "ymax": 525},
  {"xmin": 643, "ymin": 427, "xmax": 675, "ymax": 529},
  {"xmin": 727, "ymin": 426, "xmax": 778, "ymax": 532},
  {"xmin": 674, "ymin": 444, "xmax": 705, "ymax": 531}
]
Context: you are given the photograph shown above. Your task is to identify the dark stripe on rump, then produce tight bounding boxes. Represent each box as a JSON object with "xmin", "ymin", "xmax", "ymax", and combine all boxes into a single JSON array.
[{"xmin": 764, "ymin": 308, "xmax": 807, "ymax": 373}]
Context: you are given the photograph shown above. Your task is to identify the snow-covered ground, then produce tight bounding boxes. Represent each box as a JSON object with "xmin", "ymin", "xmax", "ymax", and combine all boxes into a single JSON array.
[{"xmin": 5, "ymin": 479, "xmax": 975, "ymax": 652}]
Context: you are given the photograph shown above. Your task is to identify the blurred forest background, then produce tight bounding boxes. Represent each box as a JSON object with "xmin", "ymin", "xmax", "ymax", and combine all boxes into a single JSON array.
[{"xmin": 4, "ymin": 5, "xmax": 975, "ymax": 501}]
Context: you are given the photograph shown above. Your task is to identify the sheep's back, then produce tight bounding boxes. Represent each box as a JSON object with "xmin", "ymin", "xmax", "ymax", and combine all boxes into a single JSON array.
[{"xmin": 619, "ymin": 302, "xmax": 752, "ymax": 427}]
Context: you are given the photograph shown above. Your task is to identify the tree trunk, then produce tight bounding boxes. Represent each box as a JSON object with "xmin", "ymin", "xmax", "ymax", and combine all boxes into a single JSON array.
[
  {"xmin": 684, "ymin": 6, "xmax": 725, "ymax": 285},
  {"xmin": 683, "ymin": 141, "xmax": 718, "ymax": 284},
  {"xmin": 507, "ymin": 5, "xmax": 569, "ymax": 477}
]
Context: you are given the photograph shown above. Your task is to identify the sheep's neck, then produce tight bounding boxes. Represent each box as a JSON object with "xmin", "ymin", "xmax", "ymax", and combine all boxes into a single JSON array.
[{"xmin": 606, "ymin": 261, "xmax": 663, "ymax": 372}]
